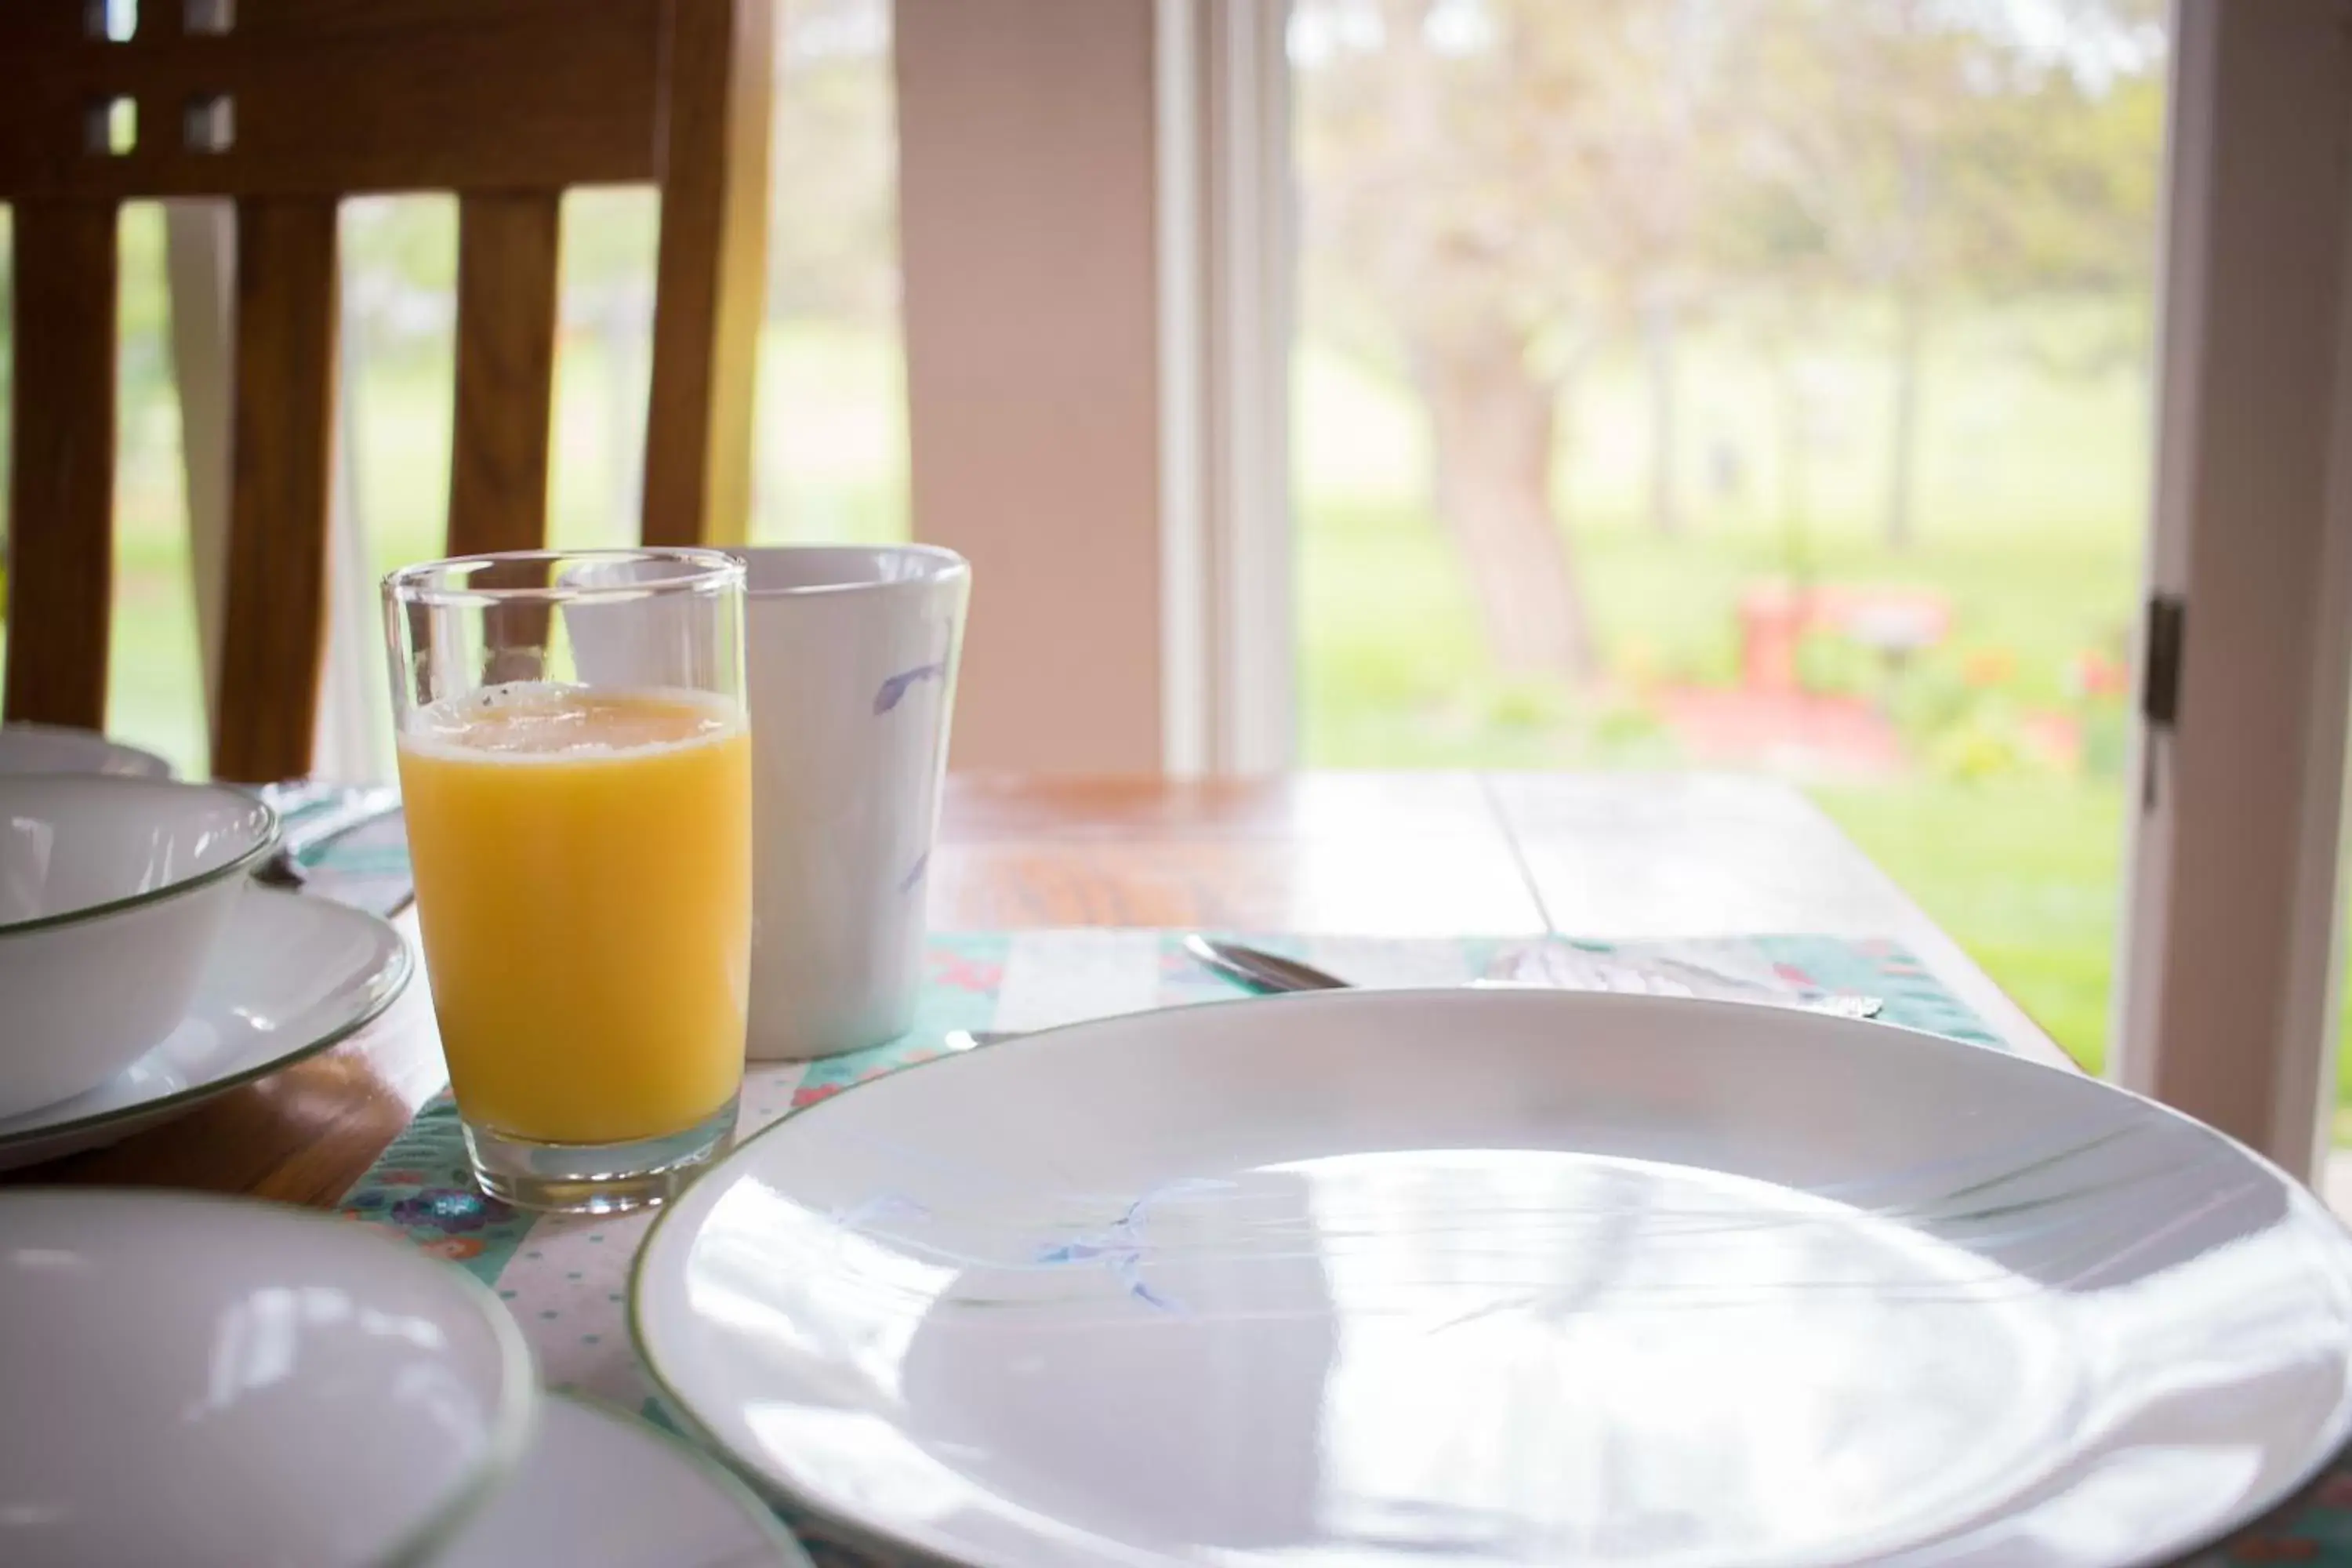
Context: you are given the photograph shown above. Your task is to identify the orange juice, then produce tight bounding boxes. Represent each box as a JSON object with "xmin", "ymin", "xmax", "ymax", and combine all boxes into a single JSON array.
[{"xmin": 396, "ymin": 684, "xmax": 752, "ymax": 1145}]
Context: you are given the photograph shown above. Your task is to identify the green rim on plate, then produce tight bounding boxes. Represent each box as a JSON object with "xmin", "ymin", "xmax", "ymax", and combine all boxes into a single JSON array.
[
  {"xmin": 0, "ymin": 891, "xmax": 412, "ymax": 1154},
  {"xmin": 626, "ymin": 1038, "xmax": 1011, "ymax": 1568},
  {"xmin": 622, "ymin": 998, "xmax": 1385, "ymax": 1568},
  {"xmin": 0, "ymin": 776, "xmax": 279, "ymax": 938}
]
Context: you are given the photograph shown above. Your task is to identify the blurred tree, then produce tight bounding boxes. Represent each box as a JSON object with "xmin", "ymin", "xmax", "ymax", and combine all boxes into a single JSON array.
[
  {"xmin": 1729, "ymin": 0, "xmax": 2164, "ymax": 547},
  {"xmin": 1298, "ymin": 0, "xmax": 2166, "ymax": 673},
  {"xmin": 766, "ymin": 0, "xmax": 899, "ymax": 326},
  {"xmin": 1636, "ymin": 0, "xmax": 1717, "ymax": 540},
  {"xmin": 1300, "ymin": 0, "xmax": 1740, "ymax": 681}
]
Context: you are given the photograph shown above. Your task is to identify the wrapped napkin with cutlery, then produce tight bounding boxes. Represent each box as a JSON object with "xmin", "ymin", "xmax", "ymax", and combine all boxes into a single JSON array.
[{"xmin": 255, "ymin": 782, "xmax": 413, "ymax": 920}]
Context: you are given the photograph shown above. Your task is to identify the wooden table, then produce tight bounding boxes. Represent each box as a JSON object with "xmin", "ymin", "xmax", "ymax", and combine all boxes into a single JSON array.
[{"xmin": 12, "ymin": 771, "xmax": 2065, "ymax": 1207}]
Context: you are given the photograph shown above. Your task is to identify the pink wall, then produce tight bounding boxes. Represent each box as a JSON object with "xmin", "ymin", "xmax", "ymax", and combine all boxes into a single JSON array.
[{"xmin": 896, "ymin": 0, "xmax": 1165, "ymax": 774}]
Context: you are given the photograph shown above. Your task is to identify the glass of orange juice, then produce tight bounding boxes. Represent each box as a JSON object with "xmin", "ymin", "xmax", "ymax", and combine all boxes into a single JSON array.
[{"xmin": 383, "ymin": 549, "xmax": 752, "ymax": 1213}]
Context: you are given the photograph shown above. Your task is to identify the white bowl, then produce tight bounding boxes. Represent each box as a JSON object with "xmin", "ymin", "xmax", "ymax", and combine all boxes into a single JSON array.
[
  {"xmin": 0, "ymin": 1189, "xmax": 537, "ymax": 1567},
  {"xmin": 0, "ymin": 889, "xmax": 413, "ymax": 1172},
  {"xmin": 0, "ymin": 775, "xmax": 277, "ymax": 1117},
  {"xmin": 0, "ymin": 721, "xmax": 173, "ymax": 778}
]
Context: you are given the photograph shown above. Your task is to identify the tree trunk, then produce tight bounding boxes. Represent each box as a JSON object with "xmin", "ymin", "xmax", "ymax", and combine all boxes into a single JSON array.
[
  {"xmin": 1419, "ymin": 332, "xmax": 1598, "ymax": 684},
  {"xmin": 1771, "ymin": 348, "xmax": 1813, "ymax": 580},
  {"xmin": 1885, "ymin": 281, "xmax": 1926, "ymax": 551},
  {"xmin": 1646, "ymin": 292, "xmax": 1681, "ymax": 537},
  {"xmin": 1884, "ymin": 135, "xmax": 1933, "ymax": 553}
]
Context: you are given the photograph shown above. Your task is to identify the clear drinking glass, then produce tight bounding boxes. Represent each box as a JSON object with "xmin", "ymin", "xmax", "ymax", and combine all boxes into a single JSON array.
[{"xmin": 383, "ymin": 550, "xmax": 752, "ymax": 1213}]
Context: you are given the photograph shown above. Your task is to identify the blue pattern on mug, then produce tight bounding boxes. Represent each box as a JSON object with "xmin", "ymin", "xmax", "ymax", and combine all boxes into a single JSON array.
[{"xmin": 873, "ymin": 662, "xmax": 946, "ymax": 715}]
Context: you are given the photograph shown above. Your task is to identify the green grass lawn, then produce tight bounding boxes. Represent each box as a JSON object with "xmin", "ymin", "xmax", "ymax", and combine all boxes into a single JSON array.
[{"xmin": 1810, "ymin": 781, "xmax": 2124, "ymax": 1071}]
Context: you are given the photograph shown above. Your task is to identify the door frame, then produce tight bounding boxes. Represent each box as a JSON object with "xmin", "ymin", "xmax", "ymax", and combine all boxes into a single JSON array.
[{"xmin": 2111, "ymin": 0, "xmax": 2352, "ymax": 1178}]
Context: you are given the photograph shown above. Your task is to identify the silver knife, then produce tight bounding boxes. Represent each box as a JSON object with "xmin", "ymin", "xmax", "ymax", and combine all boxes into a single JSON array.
[{"xmin": 1181, "ymin": 933, "xmax": 1352, "ymax": 993}]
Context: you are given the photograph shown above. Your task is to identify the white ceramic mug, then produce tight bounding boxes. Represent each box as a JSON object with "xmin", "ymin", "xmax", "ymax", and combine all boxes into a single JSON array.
[
  {"xmin": 563, "ymin": 544, "xmax": 968, "ymax": 1059},
  {"xmin": 733, "ymin": 546, "xmax": 968, "ymax": 1058}
]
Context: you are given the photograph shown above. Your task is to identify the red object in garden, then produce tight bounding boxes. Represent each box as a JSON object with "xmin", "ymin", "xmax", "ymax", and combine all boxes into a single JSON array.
[
  {"xmin": 1738, "ymin": 584, "xmax": 1809, "ymax": 696},
  {"xmin": 1962, "ymin": 647, "xmax": 2018, "ymax": 689},
  {"xmin": 2070, "ymin": 649, "xmax": 2129, "ymax": 699},
  {"xmin": 1654, "ymin": 684, "xmax": 1908, "ymax": 778},
  {"xmin": 2021, "ymin": 710, "xmax": 2084, "ymax": 774},
  {"xmin": 1737, "ymin": 583, "xmax": 1954, "ymax": 695}
]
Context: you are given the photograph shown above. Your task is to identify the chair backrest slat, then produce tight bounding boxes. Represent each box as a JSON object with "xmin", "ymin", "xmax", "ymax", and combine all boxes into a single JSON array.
[
  {"xmin": 214, "ymin": 195, "xmax": 338, "ymax": 785},
  {"xmin": 1, "ymin": 0, "xmax": 771, "ymax": 779},
  {"xmin": 0, "ymin": 0, "xmax": 664, "ymax": 201},
  {"xmin": 642, "ymin": 0, "xmax": 772, "ymax": 547},
  {"xmin": 2, "ymin": 200, "xmax": 120, "ymax": 731},
  {"xmin": 448, "ymin": 191, "xmax": 562, "ymax": 558}
]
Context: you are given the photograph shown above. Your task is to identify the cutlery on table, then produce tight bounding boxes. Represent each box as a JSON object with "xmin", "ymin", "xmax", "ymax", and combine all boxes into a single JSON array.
[
  {"xmin": 1181, "ymin": 933, "xmax": 1352, "ymax": 994},
  {"xmin": 1192, "ymin": 933, "xmax": 1883, "ymax": 1018},
  {"xmin": 252, "ymin": 785, "xmax": 404, "ymax": 892},
  {"xmin": 1477, "ymin": 940, "xmax": 1886, "ymax": 1020},
  {"xmin": 942, "ymin": 935, "xmax": 1883, "ymax": 1051}
]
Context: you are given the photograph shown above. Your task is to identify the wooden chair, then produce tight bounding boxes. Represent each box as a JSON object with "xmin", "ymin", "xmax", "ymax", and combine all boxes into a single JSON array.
[{"xmin": 0, "ymin": 0, "xmax": 772, "ymax": 781}]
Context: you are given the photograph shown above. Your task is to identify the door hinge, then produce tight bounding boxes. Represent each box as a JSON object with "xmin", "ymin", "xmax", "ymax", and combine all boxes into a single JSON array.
[
  {"xmin": 2140, "ymin": 593, "xmax": 2186, "ymax": 809},
  {"xmin": 2142, "ymin": 593, "xmax": 2186, "ymax": 729}
]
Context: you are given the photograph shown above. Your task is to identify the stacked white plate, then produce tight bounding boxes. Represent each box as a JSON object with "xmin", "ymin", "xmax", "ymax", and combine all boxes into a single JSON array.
[
  {"xmin": 1, "ymin": 1189, "xmax": 534, "ymax": 1565},
  {"xmin": 0, "ymin": 729, "xmax": 410, "ymax": 1170},
  {"xmin": 439, "ymin": 1392, "xmax": 806, "ymax": 1568},
  {"xmin": 0, "ymin": 1190, "xmax": 807, "ymax": 1566},
  {"xmin": 633, "ymin": 987, "xmax": 2352, "ymax": 1567},
  {"xmin": 0, "ymin": 886, "xmax": 413, "ymax": 1171}
]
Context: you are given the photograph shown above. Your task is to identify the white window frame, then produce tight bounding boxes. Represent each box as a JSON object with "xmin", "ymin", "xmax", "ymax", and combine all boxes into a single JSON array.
[
  {"xmin": 1157, "ymin": 0, "xmax": 1295, "ymax": 776},
  {"xmin": 2112, "ymin": 0, "xmax": 2352, "ymax": 1179}
]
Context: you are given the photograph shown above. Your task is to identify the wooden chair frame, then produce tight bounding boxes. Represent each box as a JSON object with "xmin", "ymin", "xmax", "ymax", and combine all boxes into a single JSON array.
[{"xmin": 0, "ymin": 0, "xmax": 772, "ymax": 779}]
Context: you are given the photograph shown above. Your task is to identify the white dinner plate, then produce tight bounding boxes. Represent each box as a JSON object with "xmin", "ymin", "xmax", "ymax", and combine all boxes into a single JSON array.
[
  {"xmin": 437, "ymin": 1393, "xmax": 810, "ymax": 1568},
  {"xmin": 0, "ymin": 887, "xmax": 410, "ymax": 1171},
  {"xmin": 633, "ymin": 988, "xmax": 2352, "ymax": 1568},
  {"xmin": 0, "ymin": 1188, "xmax": 535, "ymax": 1566}
]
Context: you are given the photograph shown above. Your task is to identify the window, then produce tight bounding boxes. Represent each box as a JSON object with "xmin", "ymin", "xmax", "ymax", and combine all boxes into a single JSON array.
[
  {"xmin": 1292, "ymin": 0, "xmax": 2167, "ymax": 1071},
  {"xmin": 0, "ymin": 206, "xmax": 213, "ymax": 776}
]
